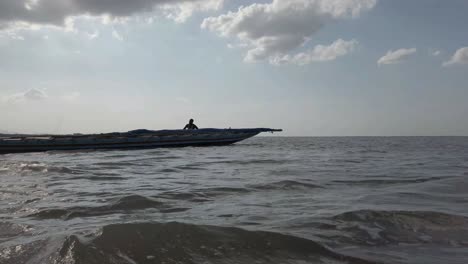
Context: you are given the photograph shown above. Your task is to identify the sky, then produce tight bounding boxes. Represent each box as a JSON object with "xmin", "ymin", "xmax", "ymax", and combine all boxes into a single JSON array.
[{"xmin": 0, "ymin": 0, "xmax": 467, "ymax": 136}]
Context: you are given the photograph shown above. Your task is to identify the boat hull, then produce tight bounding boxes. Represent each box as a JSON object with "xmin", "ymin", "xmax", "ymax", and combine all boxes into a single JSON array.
[{"xmin": 0, "ymin": 128, "xmax": 281, "ymax": 154}]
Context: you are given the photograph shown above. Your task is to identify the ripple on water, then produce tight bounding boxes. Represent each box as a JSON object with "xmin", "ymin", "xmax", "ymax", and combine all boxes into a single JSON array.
[
  {"xmin": 329, "ymin": 210, "xmax": 468, "ymax": 246},
  {"xmin": 0, "ymin": 222, "xmax": 33, "ymax": 241},
  {"xmin": 3, "ymin": 222, "xmax": 377, "ymax": 264},
  {"xmin": 28, "ymin": 195, "xmax": 169, "ymax": 220},
  {"xmin": 249, "ymin": 180, "xmax": 323, "ymax": 191}
]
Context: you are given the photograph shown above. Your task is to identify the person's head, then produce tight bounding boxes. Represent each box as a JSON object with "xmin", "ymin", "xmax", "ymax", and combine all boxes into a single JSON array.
[{"xmin": 189, "ymin": 119, "xmax": 194, "ymax": 124}]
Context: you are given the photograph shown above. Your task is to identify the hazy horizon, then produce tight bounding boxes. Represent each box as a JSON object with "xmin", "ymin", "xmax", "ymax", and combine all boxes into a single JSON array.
[{"xmin": 1, "ymin": 0, "xmax": 468, "ymax": 137}]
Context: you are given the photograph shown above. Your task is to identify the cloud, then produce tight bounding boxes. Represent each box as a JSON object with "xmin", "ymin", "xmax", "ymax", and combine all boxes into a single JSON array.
[
  {"xmin": 202, "ymin": 0, "xmax": 376, "ymax": 65},
  {"xmin": 377, "ymin": 48, "xmax": 417, "ymax": 65},
  {"xmin": 431, "ymin": 50, "xmax": 441, "ymax": 56},
  {"xmin": 0, "ymin": 29, "xmax": 26, "ymax": 40},
  {"xmin": 2, "ymin": 89, "xmax": 85, "ymax": 105},
  {"xmin": 3, "ymin": 88, "xmax": 47, "ymax": 103},
  {"xmin": 270, "ymin": 39, "xmax": 358, "ymax": 65},
  {"xmin": 160, "ymin": 0, "xmax": 224, "ymax": 23},
  {"xmin": 112, "ymin": 29, "xmax": 124, "ymax": 41},
  {"xmin": 85, "ymin": 30, "xmax": 99, "ymax": 40},
  {"xmin": 0, "ymin": 0, "xmax": 223, "ymax": 30},
  {"xmin": 443, "ymin": 47, "xmax": 468, "ymax": 67}
]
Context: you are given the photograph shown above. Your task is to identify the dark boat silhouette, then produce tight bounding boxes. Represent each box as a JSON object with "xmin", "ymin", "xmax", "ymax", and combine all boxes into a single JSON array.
[{"xmin": 0, "ymin": 128, "xmax": 282, "ymax": 154}]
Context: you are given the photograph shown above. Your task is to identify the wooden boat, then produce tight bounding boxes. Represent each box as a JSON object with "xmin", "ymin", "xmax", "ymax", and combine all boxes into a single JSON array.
[{"xmin": 0, "ymin": 128, "xmax": 282, "ymax": 154}]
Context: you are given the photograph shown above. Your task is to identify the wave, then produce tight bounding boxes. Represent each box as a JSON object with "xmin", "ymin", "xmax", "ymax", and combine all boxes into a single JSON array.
[
  {"xmin": 0, "ymin": 222, "xmax": 32, "ymax": 241},
  {"xmin": 156, "ymin": 187, "xmax": 250, "ymax": 202},
  {"xmin": 329, "ymin": 210, "xmax": 468, "ymax": 246},
  {"xmin": 202, "ymin": 159, "xmax": 290, "ymax": 166},
  {"xmin": 70, "ymin": 173, "xmax": 127, "ymax": 181},
  {"xmin": 29, "ymin": 195, "xmax": 168, "ymax": 220},
  {"xmin": 0, "ymin": 239, "xmax": 49, "ymax": 264},
  {"xmin": 157, "ymin": 182, "xmax": 322, "ymax": 202},
  {"xmin": 22, "ymin": 222, "xmax": 377, "ymax": 264},
  {"xmin": 0, "ymin": 161, "xmax": 77, "ymax": 175},
  {"xmin": 250, "ymin": 180, "xmax": 323, "ymax": 190},
  {"xmin": 331, "ymin": 176, "xmax": 444, "ymax": 186},
  {"xmin": 196, "ymin": 186, "xmax": 251, "ymax": 195},
  {"xmin": 156, "ymin": 191, "xmax": 212, "ymax": 202}
]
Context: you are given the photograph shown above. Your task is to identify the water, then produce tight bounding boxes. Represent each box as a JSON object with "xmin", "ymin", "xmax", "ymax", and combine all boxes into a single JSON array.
[{"xmin": 1, "ymin": 137, "xmax": 468, "ymax": 264}]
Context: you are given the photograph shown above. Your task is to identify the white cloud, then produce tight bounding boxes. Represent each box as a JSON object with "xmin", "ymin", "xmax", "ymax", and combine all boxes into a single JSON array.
[
  {"xmin": 227, "ymin": 43, "xmax": 249, "ymax": 49},
  {"xmin": 377, "ymin": 48, "xmax": 417, "ymax": 65},
  {"xmin": 161, "ymin": 0, "xmax": 224, "ymax": 23},
  {"xmin": 2, "ymin": 89, "xmax": 84, "ymax": 105},
  {"xmin": 112, "ymin": 29, "xmax": 124, "ymax": 41},
  {"xmin": 443, "ymin": 47, "xmax": 468, "ymax": 67},
  {"xmin": 85, "ymin": 30, "xmax": 99, "ymax": 40},
  {"xmin": 202, "ymin": 0, "xmax": 376, "ymax": 65},
  {"xmin": 24, "ymin": 0, "xmax": 39, "ymax": 11},
  {"xmin": 3, "ymin": 88, "xmax": 47, "ymax": 104},
  {"xmin": 0, "ymin": 0, "xmax": 223, "ymax": 31},
  {"xmin": 22, "ymin": 88, "xmax": 47, "ymax": 100},
  {"xmin": 0, "ymin": 29, "xmax": 26, "ymax": 40},
  {"xmin": 431, "ymin": 50, "xmax": 441, "ymax": 56},
  {"xmin": 10, "ymin": 34, "xmax": 24, "ymax": 40},
  {"xmin": 270, "ymin": 39, "xmax": 358, "ymax": 66}
]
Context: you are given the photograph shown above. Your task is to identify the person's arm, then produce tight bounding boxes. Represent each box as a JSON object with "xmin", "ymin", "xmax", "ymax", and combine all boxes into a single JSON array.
[
  {"xmin": 183, "ymin": 125, "xmax": 188, "ymax": 130},
  {"xmin": 194, "ymin": 125, "xmax": 199, "ymax": 129}
]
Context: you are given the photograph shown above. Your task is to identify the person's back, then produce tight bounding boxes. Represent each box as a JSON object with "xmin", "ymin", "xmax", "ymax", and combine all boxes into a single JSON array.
[{"xmin": 184, "ymin": 119, "xmax": 198, "ymax": 130}]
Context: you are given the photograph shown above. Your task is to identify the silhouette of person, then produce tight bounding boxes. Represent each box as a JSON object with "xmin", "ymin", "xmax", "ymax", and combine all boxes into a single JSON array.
[{"xmin": 184, "ymin": 119, "xmax": 199, "ymax": 130}]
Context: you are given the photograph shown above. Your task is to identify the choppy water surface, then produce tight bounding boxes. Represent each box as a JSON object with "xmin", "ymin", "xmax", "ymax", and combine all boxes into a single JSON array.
[{"xmin": 1, "ymin": 137, "xmax": 468, "ymax": 264}]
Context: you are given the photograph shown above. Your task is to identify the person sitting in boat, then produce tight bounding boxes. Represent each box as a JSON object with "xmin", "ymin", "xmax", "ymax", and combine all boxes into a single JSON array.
[{"xmin": 184, "ymin": 119, "xmax": 199, "ymax": 130}]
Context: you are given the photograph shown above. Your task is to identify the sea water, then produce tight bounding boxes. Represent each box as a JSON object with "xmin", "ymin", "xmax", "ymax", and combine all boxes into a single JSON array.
[{"xmin": 1, "ymin": 137, "xmax": 468, "ymax": 264}]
